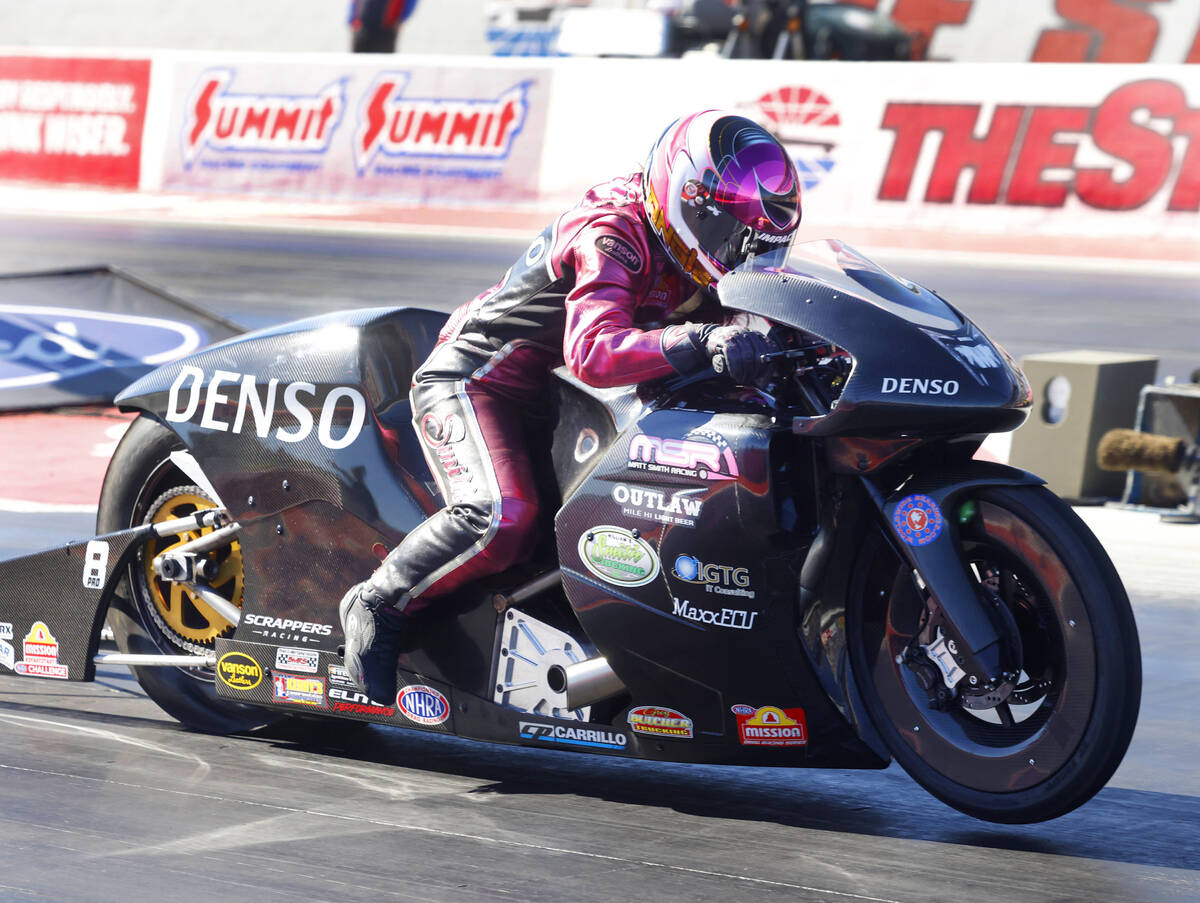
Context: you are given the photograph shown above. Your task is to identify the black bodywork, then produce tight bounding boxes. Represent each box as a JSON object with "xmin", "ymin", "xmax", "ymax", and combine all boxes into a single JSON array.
[{"xmin": 0, "ymin": 240, "xmax": 1034, "ymax": 771}]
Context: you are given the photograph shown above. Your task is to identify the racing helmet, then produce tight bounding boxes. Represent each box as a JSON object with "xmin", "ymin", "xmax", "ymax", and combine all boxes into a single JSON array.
[{"xmin": 643, "ymin": 110, "xmax": 801, "ymax": 293}]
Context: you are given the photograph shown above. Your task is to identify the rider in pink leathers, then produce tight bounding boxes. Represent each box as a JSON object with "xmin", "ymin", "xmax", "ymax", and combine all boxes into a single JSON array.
[{"xmin": 340, "ymin": 110, "xmax": 804, "ymax": 703}]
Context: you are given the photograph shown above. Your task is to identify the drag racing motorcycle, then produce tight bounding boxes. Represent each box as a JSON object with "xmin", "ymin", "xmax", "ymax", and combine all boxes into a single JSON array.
[{"xmin": 0, "ymin": 239, "xmax": 1141, "ymax": 824}]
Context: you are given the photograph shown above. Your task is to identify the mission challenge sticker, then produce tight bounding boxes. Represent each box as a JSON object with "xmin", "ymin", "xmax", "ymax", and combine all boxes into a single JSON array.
[{"xmin": 578, "ymin": 526, "xmax": 660, "ymax": 587}]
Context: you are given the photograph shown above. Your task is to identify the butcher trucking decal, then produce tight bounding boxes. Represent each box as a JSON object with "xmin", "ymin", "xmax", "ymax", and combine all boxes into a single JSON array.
[
  {"xmin": 182, "ymin": 69, "xmax": 346, "ymax": 168},
  {"xmin": 893, "ymin": 494, "xmax": 945, "ymax": 546},
  {"xmin": 353, "ymin": 73, "xmax": 530, "ymax": 174}
]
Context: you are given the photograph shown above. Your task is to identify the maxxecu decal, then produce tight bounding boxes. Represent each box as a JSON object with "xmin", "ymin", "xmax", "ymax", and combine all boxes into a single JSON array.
[
  {"xmin": 354, "ymin": 72, "xmax": 530, "ymax": 174},
  {"xmin": 165, "ymin": 366, "xmax": 367, "ymax": 451},
  {"xmin": 518, "ymin": 721, "xmax": 628, "ymax": 750},
  {"xmin": 672, "ymin": 597, "xmax": 758, "ymax": 630},
  {"xmin": 183, "ymin": 69, "xmax": 345, "ymax": 168}
]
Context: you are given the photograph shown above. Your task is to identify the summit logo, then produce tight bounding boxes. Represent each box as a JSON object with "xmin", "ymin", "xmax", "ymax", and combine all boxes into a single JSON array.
[
  {"xmin": 353, "ymin": 73, "xmax": 530, "ymax": 173},
  {"xmin": 182, "ymin": 70, "xmax": 345, "ymax": 167}
]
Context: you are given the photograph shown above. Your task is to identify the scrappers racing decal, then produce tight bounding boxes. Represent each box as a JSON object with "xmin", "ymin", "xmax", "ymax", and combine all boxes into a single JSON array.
[
  {"xmin": 353, "ymin": 73, "xmax": 530, "ymax": 173},
  {"xmin": 182, "ymin": 69, "xmax": 346, "ymax": 167}
]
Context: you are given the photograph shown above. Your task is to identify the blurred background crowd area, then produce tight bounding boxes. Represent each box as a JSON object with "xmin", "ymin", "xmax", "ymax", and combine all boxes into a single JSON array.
[{"xmin": 3, "ymin": 0, "xmax": 1199, "ymax": 63}]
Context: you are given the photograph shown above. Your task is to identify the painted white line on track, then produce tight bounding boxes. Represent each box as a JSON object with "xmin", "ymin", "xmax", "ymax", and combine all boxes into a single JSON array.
[
  {"xmin": 0, "ymin": 760, "xmax": 911, "ymax": 902},
  {"xmin": 0, "ymin": 498, "xmax": 97, "ymax": 514}
]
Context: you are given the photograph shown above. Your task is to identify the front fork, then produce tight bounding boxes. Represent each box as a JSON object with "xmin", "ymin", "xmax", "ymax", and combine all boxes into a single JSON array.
[{"xmin": 860, "ymin": 462, "xmax": 1044, "ymax": 708}]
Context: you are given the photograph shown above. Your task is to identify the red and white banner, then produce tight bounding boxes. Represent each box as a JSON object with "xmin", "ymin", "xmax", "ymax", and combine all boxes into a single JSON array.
[
  {"xmin": 0, "ymin": 56, "xmax": 150, "ymax": 188},
  {"xmin": 160, "ymin": 58, "xmax": 549, "ymax": 204}
]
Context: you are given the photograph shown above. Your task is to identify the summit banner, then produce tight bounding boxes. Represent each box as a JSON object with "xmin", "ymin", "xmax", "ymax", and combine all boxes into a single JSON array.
[
  {"xmin": 0, "ymin": 56, "xmax": 150, "ymax": 188},
  {"xmin": 161, "ymin": 58, "xmax": 549, "ymax": 204}
]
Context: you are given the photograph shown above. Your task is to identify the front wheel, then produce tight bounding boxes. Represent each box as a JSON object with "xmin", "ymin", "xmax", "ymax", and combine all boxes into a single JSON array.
[{"xmin": 848, "ymin": 484, "xmax": 1141, "ymax": 823}]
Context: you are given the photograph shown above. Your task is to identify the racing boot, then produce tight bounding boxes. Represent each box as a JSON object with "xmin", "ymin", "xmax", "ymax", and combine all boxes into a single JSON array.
[{"xmin": 338, "ymin": 582, "xmax": 406, "ymax": 704}]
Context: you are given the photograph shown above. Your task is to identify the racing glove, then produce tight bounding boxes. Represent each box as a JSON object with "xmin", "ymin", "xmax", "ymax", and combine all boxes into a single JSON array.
[{"xmin": 661, "ymin": 323, "xmax": 773, "ymax": 385}]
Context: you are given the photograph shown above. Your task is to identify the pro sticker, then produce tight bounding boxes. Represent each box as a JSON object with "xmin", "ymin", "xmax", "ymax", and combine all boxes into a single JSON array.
[{"xmin": 893, "ymin": 494, "xmax": 944, "ymax": 546}]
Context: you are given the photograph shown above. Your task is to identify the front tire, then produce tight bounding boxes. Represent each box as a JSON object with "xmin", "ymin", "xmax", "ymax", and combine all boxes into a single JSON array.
[
  {"xmin": 98, "ymin": 416, "xmax": 280, "ymax": 734},
  {"xmin": 849, "ymin": 485, "xmax": 1141, "ymax": 823}
]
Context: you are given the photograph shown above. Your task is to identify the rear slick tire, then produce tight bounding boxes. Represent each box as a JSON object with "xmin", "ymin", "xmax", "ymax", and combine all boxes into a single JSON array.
[
  {"xmin": 848, "ymin": 484, "xmax": 1141, "ymax": 823},
  {"xmin": 97, "ymin": 415, "xmax": 280, "ymax": 735}
]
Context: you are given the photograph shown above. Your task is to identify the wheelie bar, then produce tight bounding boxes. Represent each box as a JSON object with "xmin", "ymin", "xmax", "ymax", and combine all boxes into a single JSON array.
[
  {"xmin": 861, "ymin": 463, "xmax": 1044, "ymax": 691},
  {"xmin": 0, "ymin": 509, "xmax": 228, "ymax": 683}
]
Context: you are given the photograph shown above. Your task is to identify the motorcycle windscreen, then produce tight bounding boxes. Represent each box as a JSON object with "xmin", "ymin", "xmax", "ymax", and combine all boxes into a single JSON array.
[{"xmin": 731, "ymin": 239, "xmax": 962, "ymax": 332}]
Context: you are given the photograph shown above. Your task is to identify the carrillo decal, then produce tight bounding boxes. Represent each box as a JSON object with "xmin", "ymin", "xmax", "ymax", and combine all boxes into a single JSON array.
[{"xmin": 165, "ymin": 365, "xmax": 367, "ymax": 450}]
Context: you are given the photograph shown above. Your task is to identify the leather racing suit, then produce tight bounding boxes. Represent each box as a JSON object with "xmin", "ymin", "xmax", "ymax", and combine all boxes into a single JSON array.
[{"xmin": 369, "ymin": 172, "xmax": 714, "ymax": 613}]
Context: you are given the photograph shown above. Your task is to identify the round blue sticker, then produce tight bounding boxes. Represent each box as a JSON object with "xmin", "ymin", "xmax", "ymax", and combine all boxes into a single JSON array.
[{"xmin": 893, "ymin": 494, "xmax": 944, "ymax": 546}]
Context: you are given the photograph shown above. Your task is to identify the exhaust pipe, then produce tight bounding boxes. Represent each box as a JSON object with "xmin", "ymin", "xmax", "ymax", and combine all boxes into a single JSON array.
[{"xmin": 547, "ymin": 657, "xmax": 626, "ymax": 709}]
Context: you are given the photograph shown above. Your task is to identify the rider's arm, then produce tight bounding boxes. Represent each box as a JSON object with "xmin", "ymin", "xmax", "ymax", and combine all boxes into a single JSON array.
[{"xmin": 560, "ymin": 223, "xmax": 679, "ymax": 388}]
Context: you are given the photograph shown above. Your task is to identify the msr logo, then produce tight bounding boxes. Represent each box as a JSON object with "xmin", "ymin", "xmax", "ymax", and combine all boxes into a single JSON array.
[
  {"xmin": 183, "ymin": 69, "xmax": 345, "ymax": 167},
  {"xmin": 353, "ymin": 73, "xmax": 530, "ymax": 174}
]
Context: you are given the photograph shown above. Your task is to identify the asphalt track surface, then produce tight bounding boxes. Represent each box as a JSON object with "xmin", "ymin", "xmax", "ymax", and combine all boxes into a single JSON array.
[{"xmin": 0, "ymin": 215, "xmax": 1198, "ymax": 902}]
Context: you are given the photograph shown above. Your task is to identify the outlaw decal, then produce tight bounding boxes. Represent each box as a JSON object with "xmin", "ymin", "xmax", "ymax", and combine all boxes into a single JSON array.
[{"xmin": 611, "ymin": 484, "xmax": 703, "ymax": 528}]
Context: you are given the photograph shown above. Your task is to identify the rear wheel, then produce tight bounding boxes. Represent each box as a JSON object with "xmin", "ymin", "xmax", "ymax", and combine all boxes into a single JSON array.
[
  {"xmin": 849, "ymin": 484, "xmax": 1141, "ymax": 823},
  {"xmin": 98, "ymin": 416, "xmax": 279, "ymax": 734}
]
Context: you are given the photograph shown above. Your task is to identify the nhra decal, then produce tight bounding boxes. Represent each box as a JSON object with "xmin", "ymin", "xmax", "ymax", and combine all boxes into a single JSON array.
[
  {"xmin": 594, "ymin": 234, "xmax": 643, "ymax": 274},
  {"xmin": 275, "ymin": 646, "xmax": 319, "ymax": 674},
  {"xmin": 242, "ymin": 613, "xmax": 334, "ymax": 645},
  {"xmin": 518, "ymin": 721, "xmax": 628, "ymax": 750},
  {"xmin": 734, "ymin": 705, "xmax": 807, "ymax": 747},
  {"xmin": 672, "ymin": 597, "xmax": 758, "ymax": 631},
  {"xmin": 353, "ymin": 73, "xmax": 530, "ymax": 174},
  {"xmin": 578, "ymin": 526, "xmax": 660, "ymax": 588},
  {"xmin": 745, "ymin": 86, "xmax": 841, "ymax": 192},
  {"xmin": 217, "ymin": 651, "xmax": 262, "ymax": 690},
  {"xmin": 165, "ymin": 365, "xmax": 367, "ymax": 452},
  {"xmin": 611, "ymin": 484, "xmax": 703, "ymax": 528},
  {"xmin": 672, "ymin": 555, "xmax": 754, "ymax": 599},
  {"xmin": 0, "ymin": 305, "xmax": 203, "ymax": 391},
  {"xmin": 627, "ymin": 706, "xmax": 694, "ymax": 740},
  {"xmin": 272, "ymin": 673, "xmax": 327, "ymax": 708},
  {"xmin": 182, "ymin": 69, "xmax": 345, "ymax": 167},
  {"xmin": 893, "ymin": 494, "xmax": 944, "ymax": 546},
  {"xmin": 627, "ymin": 429, "xmax": 738, "ymax": 482},
  {"xmin": 14, "ymin": 622, "xmax": 68, "ymax": 679},
  {"xmin": 879, "ymin": 79, "xmax": 1200, "ymax": 212},
  {"xmin": 396, "ymin": 684, "xmax": 450, "ymax": 726}
]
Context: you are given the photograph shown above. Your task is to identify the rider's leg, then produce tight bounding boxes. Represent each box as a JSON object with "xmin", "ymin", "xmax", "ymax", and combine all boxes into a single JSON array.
[{"xmin": 339, "ymin": 379, "xmax": 540, "ymax": 701}]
